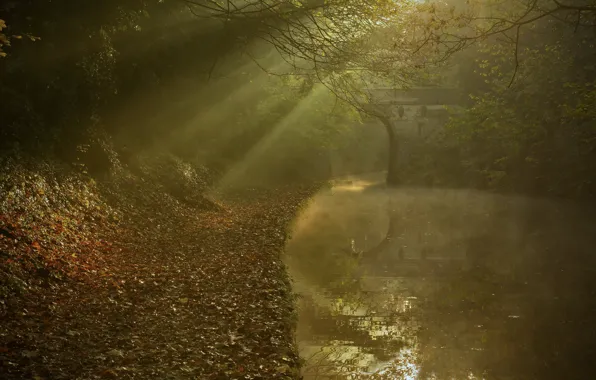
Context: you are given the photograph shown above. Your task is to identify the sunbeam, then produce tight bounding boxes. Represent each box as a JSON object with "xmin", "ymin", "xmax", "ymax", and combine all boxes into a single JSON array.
[
  {"xmin": 214, "ymin": 82, "xmax": 329, "ymax": 190},
  {"xmin": 3, "ymin": 1, "xmax": 596, "ymax": 379},
  {"xmin": 164, "ymin": 57, "xmax": 290, "ymax": 152}
]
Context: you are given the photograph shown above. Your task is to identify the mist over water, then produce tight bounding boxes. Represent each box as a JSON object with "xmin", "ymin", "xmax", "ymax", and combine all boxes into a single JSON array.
[{"xmin": 284, "ymin": 177, "xmax": 596, "ymax": 379}]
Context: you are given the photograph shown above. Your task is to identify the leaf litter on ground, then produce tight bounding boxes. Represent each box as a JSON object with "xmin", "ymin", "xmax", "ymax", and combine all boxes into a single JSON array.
[{"xmin": 1, "ymin": 158, "xmax": 320, "ymax": 379}]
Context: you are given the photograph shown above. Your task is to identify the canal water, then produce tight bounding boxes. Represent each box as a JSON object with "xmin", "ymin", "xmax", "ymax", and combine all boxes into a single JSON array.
[{"xmin": 284, "ymin": 180, "xmax": 596, "ymax": 379}]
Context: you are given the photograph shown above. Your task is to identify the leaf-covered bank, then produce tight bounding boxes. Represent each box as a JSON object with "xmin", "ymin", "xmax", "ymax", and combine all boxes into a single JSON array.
[{"xmin": 1, "ymin": 154, "xmax": 320, "ymax": 379}]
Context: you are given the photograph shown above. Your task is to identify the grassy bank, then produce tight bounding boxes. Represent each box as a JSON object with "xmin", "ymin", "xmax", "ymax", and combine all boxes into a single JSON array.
[{"xmin": 0, "ymin": 152, "xmax": 320, "ymax": 379}]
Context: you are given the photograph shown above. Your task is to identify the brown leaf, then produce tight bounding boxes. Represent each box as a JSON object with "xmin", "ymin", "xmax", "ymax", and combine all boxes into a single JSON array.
[{"xmin": 100, "ymin": 369, "xmax": 118, "ymax": 378}]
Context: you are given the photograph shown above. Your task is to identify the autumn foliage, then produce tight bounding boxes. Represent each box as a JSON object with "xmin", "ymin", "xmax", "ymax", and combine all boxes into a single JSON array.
[{"xmin": 0, "ymin": 150, "xmax": 320, "ymax": 379}]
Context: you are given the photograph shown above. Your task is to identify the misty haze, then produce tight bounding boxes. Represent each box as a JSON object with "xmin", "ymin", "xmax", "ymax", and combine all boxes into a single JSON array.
[{"xmin": 1, "ymin": 0, "xmax": 596, "ymax": 379}]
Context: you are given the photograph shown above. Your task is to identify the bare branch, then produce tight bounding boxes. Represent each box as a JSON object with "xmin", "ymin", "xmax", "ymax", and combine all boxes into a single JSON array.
[
  {"xmin": 508, "ymin": 25, "xmax": 521, "ymax": 88},
  {"xmin": 552, "ymin": 0, "xmax": 596, "ymax": 12}
]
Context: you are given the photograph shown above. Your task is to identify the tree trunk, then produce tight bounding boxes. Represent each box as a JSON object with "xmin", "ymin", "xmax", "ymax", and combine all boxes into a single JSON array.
[{"xmin": 380, "ymin": 116, "xmax": 400, "ymax": 187}]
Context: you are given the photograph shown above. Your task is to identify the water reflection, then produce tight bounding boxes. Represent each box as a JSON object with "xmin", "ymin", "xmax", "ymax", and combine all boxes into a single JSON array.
[{"xmin": 285, "ymin": 180, "xmax": 596, "ymax": 379}]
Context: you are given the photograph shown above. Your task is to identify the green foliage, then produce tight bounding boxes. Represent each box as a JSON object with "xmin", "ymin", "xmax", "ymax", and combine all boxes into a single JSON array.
[
  {"xmin": 1, "ymin": 0, "xmax": 372, "ymax": 188},
  {"xmin": 434, "ymin": 12, "xmax": 596, "ymax": 198},
  {"xmin": 391, "ymin": 8, "xmax": 596, "ymax": 199}
]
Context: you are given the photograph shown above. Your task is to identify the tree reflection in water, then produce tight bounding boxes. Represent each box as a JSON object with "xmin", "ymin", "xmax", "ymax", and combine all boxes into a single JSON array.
[{"xmin": 286, "ymin": 182, "xmax": 596, "ymax": 379}]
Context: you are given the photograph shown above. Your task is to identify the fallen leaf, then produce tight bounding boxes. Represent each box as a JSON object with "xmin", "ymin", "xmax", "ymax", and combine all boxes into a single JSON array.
[
  {"xmin": 106, "ymin": 349, "xmax": 124, "ymax": 358},
  {"xmin": 22, "ymin": 350, "xmax": 39, "ymax": 358},
  {"xmin": 100, "ymin": 369, "xmax": 118, "ymax": 378}
]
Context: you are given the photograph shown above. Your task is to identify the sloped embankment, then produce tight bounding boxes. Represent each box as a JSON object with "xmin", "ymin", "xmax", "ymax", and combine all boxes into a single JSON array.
[{"xmin": 0, "ymin": 154, "xmax": 319, "ymax": 379}]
